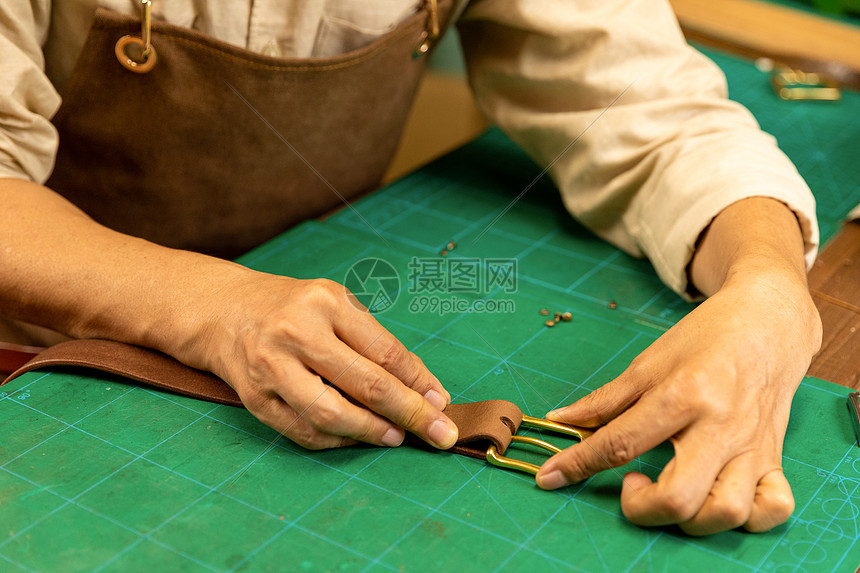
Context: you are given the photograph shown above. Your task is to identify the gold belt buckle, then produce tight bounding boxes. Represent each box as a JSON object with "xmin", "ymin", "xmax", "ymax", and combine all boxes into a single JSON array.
[{"xmin": 486, "ymin": 415, "xmax": 595, "ymax": 475}]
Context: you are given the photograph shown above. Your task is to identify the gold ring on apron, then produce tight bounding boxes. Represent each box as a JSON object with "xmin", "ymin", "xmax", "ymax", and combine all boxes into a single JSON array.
[{"xmin": 114, "ymin": 0, "xmax": 156, "ymax": 73}]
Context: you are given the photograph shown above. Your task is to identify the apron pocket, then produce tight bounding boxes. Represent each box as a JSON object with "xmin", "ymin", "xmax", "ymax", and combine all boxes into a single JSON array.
[{"xmin": 312, "ymin": 16, "xmax": 398, "ymax": 57}]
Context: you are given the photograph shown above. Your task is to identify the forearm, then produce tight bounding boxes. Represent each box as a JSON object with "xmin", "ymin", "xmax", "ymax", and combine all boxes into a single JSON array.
[
  {"xmin": 688, "ymin": 196, "xmax": 821, "ymax": 354},
  {"xmin": 0, "ymin": 178, "xmax": 248, "ymax": 366},
  {"xmin": 691, "ymin": 197, "xmax": 811, "ymax": 294}
]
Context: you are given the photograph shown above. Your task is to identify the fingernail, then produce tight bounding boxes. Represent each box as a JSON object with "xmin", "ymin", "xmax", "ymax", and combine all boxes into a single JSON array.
[
  {"xmin": 381, "ymin": 427, "xmax": 404, "ymax": 447},
  {"xmin": 428, "ymin": 418, "xmax": 458, "ymax": 449},
  {"xmin": 537, "ymin": 469, "xmax": 567, "ymax": 490},
  {"xmin": 424, "ymin": 389, "xmax": 447, "ymax": 410},
  {"xmin": 429, "ymin": 375, "xmax": 451, "ymax": 405}
]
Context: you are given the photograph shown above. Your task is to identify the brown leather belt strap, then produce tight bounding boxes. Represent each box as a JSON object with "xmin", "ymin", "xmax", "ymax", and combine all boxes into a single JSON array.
[
  {"xmin": 0, "ymin": 342, "xmax": 44, "ymax": 374},
  {"xmin": 0, "ymin": 340, "xmax": 539, "ymax": 461},
  {"xmin": 2, "ymin": 339, "xmax": 242, "ymax": 406}
]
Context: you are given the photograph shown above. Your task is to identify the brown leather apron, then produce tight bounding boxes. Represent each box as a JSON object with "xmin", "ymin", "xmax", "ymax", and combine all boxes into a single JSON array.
[
  {"xmin": 0, "ymin": 1, "xmax": 452, "ymax": 371},
  {"xmin": 47, "ymin": 2, "xmax": 453, "ymax": 259}
]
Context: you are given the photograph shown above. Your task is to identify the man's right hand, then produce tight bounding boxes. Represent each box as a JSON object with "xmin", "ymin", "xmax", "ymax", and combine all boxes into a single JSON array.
[{"xmin": 198, "ymin": 272, "xmax": 459, "ymax": 450}]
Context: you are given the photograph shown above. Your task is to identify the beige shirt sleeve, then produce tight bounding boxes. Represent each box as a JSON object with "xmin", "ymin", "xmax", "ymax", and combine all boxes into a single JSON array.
[
  {"xmin": 0, "ymin": 0, "xmax": 61, "ymax": 183},
  {"xmin": 458, "ymin": 0, "xmax": 818, "ymax": 299}
]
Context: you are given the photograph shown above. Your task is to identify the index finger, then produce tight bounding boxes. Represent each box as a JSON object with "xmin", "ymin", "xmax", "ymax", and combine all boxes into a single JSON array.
[
  {"xmin": 308, "ymin": 337, "xmax": 459, "ymax": 450},
  {"xmin": 335, "ymin": 295, "xmax": 451, "ymax": 410},
  {"xmin": 535, "ymin": 391, "xmax": 693, "ymax": 489}
]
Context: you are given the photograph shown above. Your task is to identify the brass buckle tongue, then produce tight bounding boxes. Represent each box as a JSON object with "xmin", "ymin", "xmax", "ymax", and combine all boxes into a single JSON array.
[
  {"xmin": 485, "ymin": 415, "xmax": 595, "ymax": 475},
  {"xmin": 115, "ymin": 0, "xmax": 157, "ymax": 73}
]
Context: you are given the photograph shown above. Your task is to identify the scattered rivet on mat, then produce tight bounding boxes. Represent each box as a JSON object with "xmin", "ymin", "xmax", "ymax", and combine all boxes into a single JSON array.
[
  {"xmin": 539, "ymin": 308, "xmax": 549, "ymax": 316},
  {"xmin": 608, "ymin": 301, "xmax": 618, "ymax": 309}
]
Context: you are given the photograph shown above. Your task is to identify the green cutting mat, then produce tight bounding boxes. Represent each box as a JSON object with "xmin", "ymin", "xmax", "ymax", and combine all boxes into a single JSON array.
[{"xmin": 2, "ymin": 48, "xmax": 860, "ymax": 573}]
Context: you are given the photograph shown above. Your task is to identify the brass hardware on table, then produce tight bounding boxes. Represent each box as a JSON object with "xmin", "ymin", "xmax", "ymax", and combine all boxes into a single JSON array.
[{"xmin": 758, "ymin": 58, "xmax": 841, "ymax": 101}]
